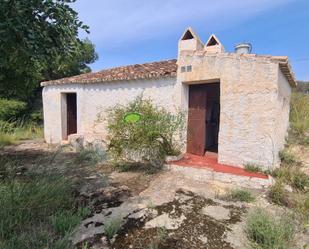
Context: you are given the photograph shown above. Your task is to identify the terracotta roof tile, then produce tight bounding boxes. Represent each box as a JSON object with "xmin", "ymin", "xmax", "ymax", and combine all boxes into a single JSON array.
[{"xmin": 41, "ymin": 59, "xmax": 177, "ymax": 86}]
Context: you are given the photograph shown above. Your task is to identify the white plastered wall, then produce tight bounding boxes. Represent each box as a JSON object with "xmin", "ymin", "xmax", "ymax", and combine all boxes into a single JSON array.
[{"xmin": 42, "ymin": 77, "xmax": 178, "ymax": 144}]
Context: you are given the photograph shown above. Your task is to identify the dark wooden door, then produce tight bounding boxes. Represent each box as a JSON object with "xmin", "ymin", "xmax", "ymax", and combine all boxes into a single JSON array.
[
  {"xmin": 67, "ymin": 93, "xmax": 77, "ymax": 136},
  {"xmin": 187, "ymin": 85, "xmax": 207, "ymax": 155}
]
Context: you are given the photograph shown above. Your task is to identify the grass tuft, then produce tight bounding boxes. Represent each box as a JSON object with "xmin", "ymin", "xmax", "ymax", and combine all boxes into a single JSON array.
[
  {"xmin": 268, "ymin": 181, "xmax": 286, "ymax": 206},
  {"xmin": 50, "ymin": 208, "xmax": 90, "ymax": 236},
  {"xmin": 246, "ymin": 208, "xmax": 295, "ymax": 249},
  {"xmin": 279, "ymin": 149, "xmax": 297, "ymax": 165},
  {"xmin": 226, "ymin": 189, "xmax": 255, "ymax": 202},
  {"xmin": 104, "ymin": 217, "xmax": 122, "ymax": 240},
  {"xmin": 244, "ymin": 163, "xmax": 262, "ymax": 173}
]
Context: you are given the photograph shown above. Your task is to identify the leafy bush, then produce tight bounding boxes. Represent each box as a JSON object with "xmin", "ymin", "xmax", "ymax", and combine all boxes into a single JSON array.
[
  {"xmin": 246, "ymin": 208, "xmax": 295, "ymax": 249},
  {"xmin": 0, "ymin": 120, "xmax": 15, "ymax": 133},
  {"xmin": 0, "ymin": 98, "xmax": 26, "ymax": 121},
  {"xmin": 106, "ymin": 96, "xmax": 184, "ymax": 169},
  {"xmin": 226, "ymin": 189, "xmax": 255, "ymax": 202}
]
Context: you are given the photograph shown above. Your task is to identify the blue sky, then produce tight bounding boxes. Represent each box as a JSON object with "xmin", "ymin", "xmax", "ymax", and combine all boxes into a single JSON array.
[{"xmin": 73, "ymin": 0, "xmax": 309, "ymax": 80}]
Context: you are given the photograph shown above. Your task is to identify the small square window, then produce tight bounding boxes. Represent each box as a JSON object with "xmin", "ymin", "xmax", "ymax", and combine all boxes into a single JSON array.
[
  {"xmin": 181, "ymin": 66, "xmax": 186, "ymax": 73},
  {"xmin": 187, "ymin": 65, "xmax": 192, "ymax": 72}
]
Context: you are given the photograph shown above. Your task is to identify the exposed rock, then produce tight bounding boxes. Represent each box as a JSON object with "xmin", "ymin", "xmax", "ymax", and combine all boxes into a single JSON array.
[
  {"xmin": 201, "ymin": 205, "xmax": 230, "ymax": 220},
  {"xmin": 69, "ymin": 134, "xmax": 85, "ymax": 151},
  {"xmin": 144, "ymin": 213, "xmax": 186, "ymax": 230},
  {"xmin": 79, "ymin": 184, "xmax": 131, "ymax": 213},
  {"xmin": 72, "ymin": 196, "xmax": 149, "ymax": 247},
  {"xmin": 284, "ymin": 184, "xmax": 293, "ymax": 193}
]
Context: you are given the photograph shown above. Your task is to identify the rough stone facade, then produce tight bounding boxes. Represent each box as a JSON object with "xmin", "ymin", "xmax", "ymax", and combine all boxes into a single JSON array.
[
  {"xmin": 177, "ymin": 51, "xmax": 292, "ymax": 169},
  {"xmin": 42, "ymin": 28, "xmax": 295, "ymax": 170}
]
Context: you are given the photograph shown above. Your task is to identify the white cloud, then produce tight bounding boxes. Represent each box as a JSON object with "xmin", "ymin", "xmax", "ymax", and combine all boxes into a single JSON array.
[{"xmin": 73, "ymin": 0, "xmax": 293, "ymax": 48}]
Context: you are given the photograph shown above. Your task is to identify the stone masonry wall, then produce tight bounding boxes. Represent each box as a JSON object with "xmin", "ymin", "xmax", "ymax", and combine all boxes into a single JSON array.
[{"xmin": 177, "ymin": 51, "xmax": 290, "ymax": 170}]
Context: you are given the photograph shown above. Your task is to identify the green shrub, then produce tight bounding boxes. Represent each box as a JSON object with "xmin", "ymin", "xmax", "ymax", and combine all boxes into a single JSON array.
[
  {"xmin": 290, "ymin": 92, "xmax": 309, "ymax": 136},
  {"xmin": 0, "ymin": 120, "xmax": 15, "ymax": 133},
  {"xmin": 268, "ymin": 181, "xmax": 287, "ymax": 206},
  {"xmin": 0, "ymin": 98, "xmax": 26, "ymax": 121},
  {"xmin": 29, "ymin": 110, "xmax": 43, "ymax": 124},
  {"xmin": 246, "ymin": 208, "xmax": 295, "ymax": 249},
  {"xmin": 104, "ymin": 217, "xmax": 122, "ymax": 239},
  {"xmin": 227, "ymin": 189, "xmax": 255, "ymax": 202},
  {"xmin": 106, "ymin": 96, "xmax": 184, "ymax": 169}
]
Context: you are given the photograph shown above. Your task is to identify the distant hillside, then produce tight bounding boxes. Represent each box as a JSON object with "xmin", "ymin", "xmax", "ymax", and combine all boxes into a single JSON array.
[{"xmin": 296, "ymin": 81, "xmax": 309, "ymax": 93}]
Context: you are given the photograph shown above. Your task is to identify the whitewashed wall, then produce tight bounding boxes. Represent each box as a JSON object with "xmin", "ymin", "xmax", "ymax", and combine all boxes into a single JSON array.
[{"xmin": 42, "ymin": 77, "xmax": 178, "ymax": 144}]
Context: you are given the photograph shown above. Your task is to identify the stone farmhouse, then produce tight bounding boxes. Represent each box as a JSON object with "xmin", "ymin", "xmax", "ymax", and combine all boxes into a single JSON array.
[{"xmin": 41, "ymin": 27, "xmax": 296, "ymax": 171}]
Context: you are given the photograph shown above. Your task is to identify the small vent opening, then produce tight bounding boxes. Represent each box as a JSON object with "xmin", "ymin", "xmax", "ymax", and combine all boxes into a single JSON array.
[
  {"xmin": 182, "ymin": 30, "xmax": 194, "ymax": 40},
  {"xmin": 206, "ymin": 36, "xmax": 219, "ymax": 46}
]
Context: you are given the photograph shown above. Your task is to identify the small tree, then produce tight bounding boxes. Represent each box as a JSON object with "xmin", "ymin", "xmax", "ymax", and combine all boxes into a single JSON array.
[{"xmin": 106, "ymin": 96, "xmax": 184, "ymax": 169}]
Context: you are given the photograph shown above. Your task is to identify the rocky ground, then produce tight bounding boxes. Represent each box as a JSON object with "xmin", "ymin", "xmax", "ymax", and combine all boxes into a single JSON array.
[{"xmin": 1, "ymin": 140, "xmax": 308, "ymax": 249}]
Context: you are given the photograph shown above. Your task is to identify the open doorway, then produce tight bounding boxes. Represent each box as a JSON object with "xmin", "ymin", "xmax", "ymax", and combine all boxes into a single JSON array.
[
  {"xmin": 66, "ymin": 93, "xmax": 77, "ymax": 137},
  {"xmin": 187, "ymin": 83, "xmax": 220, "ymax": 156}
]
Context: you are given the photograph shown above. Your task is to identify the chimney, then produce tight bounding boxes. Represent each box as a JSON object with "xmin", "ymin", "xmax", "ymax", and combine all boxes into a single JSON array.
[
  {"xmin": 178, "ymin": 27, "xmax": 203, "ymax": 56},
  {"xmin": 235, "ymin": 43, "xmax": 252, "ymax": 54},
  {"xmin": 204, "ymin": 34, "xmax": 225, "ymax": 53}
]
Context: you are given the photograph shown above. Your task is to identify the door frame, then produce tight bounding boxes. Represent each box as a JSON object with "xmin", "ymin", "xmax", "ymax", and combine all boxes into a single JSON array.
[
  {"xmin": 185, "ymin": 81, "xmax": 220, "ymax": 155},
  {"xmin": 61, "ymin": 92, "xmax": 77, "ymax": 140}
]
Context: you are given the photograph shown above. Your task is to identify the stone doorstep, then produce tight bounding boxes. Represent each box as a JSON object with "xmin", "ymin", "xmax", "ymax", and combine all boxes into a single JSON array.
[{"xmin": 165, "ymin": 164, "xmax": 274, "ymax": 189}]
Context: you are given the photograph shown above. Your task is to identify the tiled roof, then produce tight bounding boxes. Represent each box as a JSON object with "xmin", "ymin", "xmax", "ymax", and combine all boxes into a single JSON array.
[
  {"xmin": 41, "ymin": 54, "xmax": 296, "ymax": 87},
  {"xmin": 41, "ymin": 59, "xmax": 177, "ymax": 86}
]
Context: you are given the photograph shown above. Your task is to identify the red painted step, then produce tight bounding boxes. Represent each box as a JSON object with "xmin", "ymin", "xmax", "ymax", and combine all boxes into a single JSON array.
[{"xmin": 169, "ymin": 153, "xmax": 268, "ymax": 179}]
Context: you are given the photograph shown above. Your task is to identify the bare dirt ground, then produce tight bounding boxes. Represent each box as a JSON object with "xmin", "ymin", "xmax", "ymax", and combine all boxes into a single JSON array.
[{"xmin": 1, "ymin": 140, "xmax": 308, "ymax": 249}]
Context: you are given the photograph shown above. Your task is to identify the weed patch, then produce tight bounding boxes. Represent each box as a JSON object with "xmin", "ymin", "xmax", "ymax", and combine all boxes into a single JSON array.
[
  {"xmin": 246, "ymin": 208, "xmax": 295, "ymax": 249},
  {"xmin": 0, "ymin": 157, "xmax": 88, "ymax": 249},
  {"xmin": 225, "ymin": 189, "xmax": 255, "ymax": 202},
  {"xmin": 279, "ymin": 149, "xmax": 297, "ymax": 165},
  {"xmin": 268, "ymin": 181, "xmax": 288, "ymax": 206},
  {"xmin": 290, "ymin": 92, "xmax": 309, "ymax": 138},
  {"xmin": 244, "ymin": 163, "xmax": 263, "ymax": 173}
]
